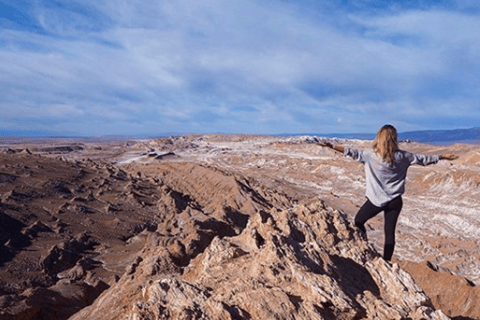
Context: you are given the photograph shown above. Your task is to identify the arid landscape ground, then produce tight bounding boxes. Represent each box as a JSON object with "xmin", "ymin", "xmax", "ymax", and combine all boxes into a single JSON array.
[{"xmin": 1, "ymin": 134, "xmax": 479, "ymax": 319}]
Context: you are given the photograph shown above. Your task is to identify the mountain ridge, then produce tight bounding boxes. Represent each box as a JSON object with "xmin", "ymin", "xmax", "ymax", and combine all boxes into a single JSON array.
[{"xmin": 300, "ymin": 127, "xmax": 480, "ymax": 144}]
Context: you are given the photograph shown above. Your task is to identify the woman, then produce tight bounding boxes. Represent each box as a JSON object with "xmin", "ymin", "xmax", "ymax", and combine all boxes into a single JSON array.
[{"xmin": 318, "ymin": 125, "xmax": 457, "ymax": 261}]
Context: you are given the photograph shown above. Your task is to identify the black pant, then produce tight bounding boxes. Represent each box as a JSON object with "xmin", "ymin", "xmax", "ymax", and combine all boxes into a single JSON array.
[{"xmin": 354, "ymin": 196, "xmax": 403, "ymax": 261}]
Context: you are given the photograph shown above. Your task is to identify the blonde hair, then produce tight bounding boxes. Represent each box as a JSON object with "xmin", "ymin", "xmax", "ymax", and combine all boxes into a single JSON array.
[{"xmin": 373, "ymin": 124, "xmax": 399, "ymax": 164}]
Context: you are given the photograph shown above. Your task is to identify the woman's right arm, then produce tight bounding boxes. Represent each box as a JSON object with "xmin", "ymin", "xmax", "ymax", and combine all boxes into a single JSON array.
[
  {"xmin": 316, "ymin": 142, "xmax": 345, "ymax": 153},
  {"xmin": 317, "ymin": 142, "xmax": 367, "ymax": 163}
]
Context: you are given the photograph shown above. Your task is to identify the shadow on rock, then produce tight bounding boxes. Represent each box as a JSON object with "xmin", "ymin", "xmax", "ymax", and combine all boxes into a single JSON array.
[
  {"xmin": 167, "ymin": 188, "xmax": 201, "ymax": 212},
  {"xmin": 40, "ymin": 233, "xmax": 97, "ymax": 277},
  {"xmin": 0, "ymin": 210, "xmax": 31, "ymax": 266},
  {"xmin": 0, "ymin": 279, "xmax": 109, "ymax": 320},
  {"xmin": 331, "ymin": 255, "xmax": 381, "ymax": 298},
  {"xmin": 197, "ymin": 218, "xmax": 238, "ymax": 238},
  {"xmin": 289, "ymin": 238, "xmax": 325, "ymax": 275},
  {"xmin": 225, "ymin": 206, "xmax": 249, "ymax": 230},
  {"xmin": 223, "ymin": 302, "xmax": 252, "ymax": 320}
]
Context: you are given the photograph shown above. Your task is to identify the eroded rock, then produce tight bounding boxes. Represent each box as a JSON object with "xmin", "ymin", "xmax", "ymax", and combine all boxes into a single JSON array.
[{"xmin": 70, "ymin": 202, "xmax": 449, "ymax": 320}]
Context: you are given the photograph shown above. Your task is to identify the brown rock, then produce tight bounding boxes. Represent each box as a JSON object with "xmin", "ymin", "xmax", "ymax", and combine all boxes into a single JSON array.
[
  {"xmin": 400, "ymin": 260, "xmax": 480, "ymax": 319},
  {"xmin": 70, "ymin": 202, "xmax": 448, "ymax": 320}
]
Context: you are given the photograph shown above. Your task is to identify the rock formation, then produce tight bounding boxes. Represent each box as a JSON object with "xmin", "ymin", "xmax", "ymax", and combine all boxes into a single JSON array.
[
  {"xmin": 1, "ymin": 134, "xmax": 479, "ymax": 319},
  {"xmin": 71, "ymin": 200, "xmax": 448, "ymax": 320}
]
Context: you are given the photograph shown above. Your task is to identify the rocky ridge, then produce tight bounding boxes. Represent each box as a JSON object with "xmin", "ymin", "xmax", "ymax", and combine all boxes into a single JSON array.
[
  {"xmin": 71, "ymin": 200, "xmax": 448, "ymax": 320},
  {"xmin": 0, "ymin": 135, "xmax": 479, "ymax": 319}
]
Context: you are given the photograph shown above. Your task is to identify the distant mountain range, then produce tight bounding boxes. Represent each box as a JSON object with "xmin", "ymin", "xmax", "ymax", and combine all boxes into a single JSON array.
[
  {"xmin": 320, "ymin": 127, "xmax": 480, "ymax": 144},
  {"xmin": 399, "ymin": 127, "xmax": 480, "ymax": 144}
]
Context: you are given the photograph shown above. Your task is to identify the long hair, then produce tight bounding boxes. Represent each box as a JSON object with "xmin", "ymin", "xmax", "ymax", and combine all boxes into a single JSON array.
[{"xmin": 372, "ymin": 124, "xmax": 399, "ymax": 164}]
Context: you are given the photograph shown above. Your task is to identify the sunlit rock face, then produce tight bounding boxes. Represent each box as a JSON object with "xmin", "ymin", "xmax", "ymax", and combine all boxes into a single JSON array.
[
  {"xmin": 1, "ymin": 134, "xmax": 478, "ymax": 319},
  {"xmin": 71, "ymin": 201, "xmax": 446, "ymax": 320}
]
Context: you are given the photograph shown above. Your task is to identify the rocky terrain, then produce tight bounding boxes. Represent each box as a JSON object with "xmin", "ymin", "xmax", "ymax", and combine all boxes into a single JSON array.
[{"xmin": 0, "ymin": 134, "xmax": 479, "ymax": 319}]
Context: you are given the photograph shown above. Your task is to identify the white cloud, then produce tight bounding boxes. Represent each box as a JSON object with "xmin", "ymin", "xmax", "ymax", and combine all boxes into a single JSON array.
[
  {"xmin": 1, "ymin": 0, "xmax": 480, "ymax": 135},
  {"xmin": 48, "ymin": 104, "xmax": 84, "ymax": 117}
]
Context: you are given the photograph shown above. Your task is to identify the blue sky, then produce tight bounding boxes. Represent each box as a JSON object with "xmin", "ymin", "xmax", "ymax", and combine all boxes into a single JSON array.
[{"xmin": 1, "ymin": 0, "xmax": 480, "ymax": 136}]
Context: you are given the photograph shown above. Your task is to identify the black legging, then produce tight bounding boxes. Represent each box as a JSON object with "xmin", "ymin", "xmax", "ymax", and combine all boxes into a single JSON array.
[{"xmin": 354, "ymin": 196, "xmax": 403, "ymax": 261}]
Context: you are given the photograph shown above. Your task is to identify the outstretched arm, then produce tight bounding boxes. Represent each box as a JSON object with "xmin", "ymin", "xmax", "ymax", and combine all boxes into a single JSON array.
[
  {"xmin": 410, "ymin": 152, "xmax": 458, "ymax": 166},
  {"xmin": 317, "ymin": 141, "xmax": 345, "ymax": 153},
  {"xmin": 440, "ymin": 153, "xmax": 458, "ymax": 161}
]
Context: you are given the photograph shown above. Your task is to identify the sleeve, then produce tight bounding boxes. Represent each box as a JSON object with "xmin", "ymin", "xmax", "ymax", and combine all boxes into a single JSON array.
[
  {"xmin": 344, "ymin": 147, "xmax": 368, "ymax": 164},
  {"xmin": 407, "ymin": 152, "xmax": 440, "ymax": 166}
]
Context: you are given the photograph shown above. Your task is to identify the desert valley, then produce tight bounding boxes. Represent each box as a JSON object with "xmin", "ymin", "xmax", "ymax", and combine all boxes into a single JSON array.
[{"xmin": 1, "ymin": 134, "xmax": 480, "ymax": 319}]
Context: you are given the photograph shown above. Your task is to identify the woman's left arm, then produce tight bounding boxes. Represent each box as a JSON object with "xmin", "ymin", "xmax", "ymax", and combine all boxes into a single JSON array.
[
  {"xmin": 410, "ymin": 152, "xmax": 458, "ymax": 166},
  {"xmin": 440, "ymin": 153, "xmax": 458, "ymax": 160}
]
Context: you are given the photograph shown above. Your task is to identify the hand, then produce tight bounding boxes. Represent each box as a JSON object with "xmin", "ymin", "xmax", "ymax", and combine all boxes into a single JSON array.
[
  {"xmin": 317, "ymin": 142, "xmax": 333, "ymax": 148},
  {"xmin": 440, "ymin": 153, "xmax": 458, "ymax": 161}
]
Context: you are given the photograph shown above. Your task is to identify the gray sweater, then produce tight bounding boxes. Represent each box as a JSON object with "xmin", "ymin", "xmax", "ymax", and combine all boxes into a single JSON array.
[{"xmin": 344, "ymin": 147, "xmax": 440, "ymax": 207}]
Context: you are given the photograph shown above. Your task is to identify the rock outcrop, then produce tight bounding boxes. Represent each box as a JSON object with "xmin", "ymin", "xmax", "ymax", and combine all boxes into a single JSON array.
[
  {"xmin": 71, "ymin": 201, "xmax": 448, "ymax": 320},
  {"xmin": 400, "ymin": 260, "xmax": 480, "ymax": 319}
]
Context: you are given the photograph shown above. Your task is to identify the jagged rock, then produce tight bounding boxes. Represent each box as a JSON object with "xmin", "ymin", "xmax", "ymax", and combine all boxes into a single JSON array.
[
  {"xmin": 57, "ymin": 258, "xmax": 97, "ymax": 281},
  {"xmin": 4, "ymin": 148, "xmax": 22, "ymax": 154},
  {"xmin": 22, "ymin": 220, "xmax": 52, "ymax": 237},
  {"xmin": 155, "ymin": 151, "xmax": 177, "ymax": 160},
  {"xmin": 0, "ymin": 278, "xmax": 109, "ymax": 320},
  {"xmin": 19, "ymin": 148, "xmax": 32, "ymax": 155},
  {"xmin": 40, "ymin": 233, "xmax": 96, "ymax": 277},
  {"xmin": 400, "ymin": 260, "xmax": 480, "ymax": 319},
  {"xmin": 69, "ymin": 201, "xmax": 449, "ymax": 320},
  {"xmin": 39, "ymin": 146, "xmax": 84, "ymax": 153},
  {"xmin": 0, "ymin": 172, "xmax": 17, "ymax": 185}
]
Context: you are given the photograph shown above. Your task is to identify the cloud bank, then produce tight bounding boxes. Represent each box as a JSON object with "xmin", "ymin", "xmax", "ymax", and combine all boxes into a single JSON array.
[{"xmin": 1, "ymin": 0, "xmax": 480, "ymax": 136}]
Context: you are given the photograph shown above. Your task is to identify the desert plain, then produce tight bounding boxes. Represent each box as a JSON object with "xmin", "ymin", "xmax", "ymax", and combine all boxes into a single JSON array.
[{"xmin": 1, "ymin": 134, "xmax": 480, "ymax": 319}]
